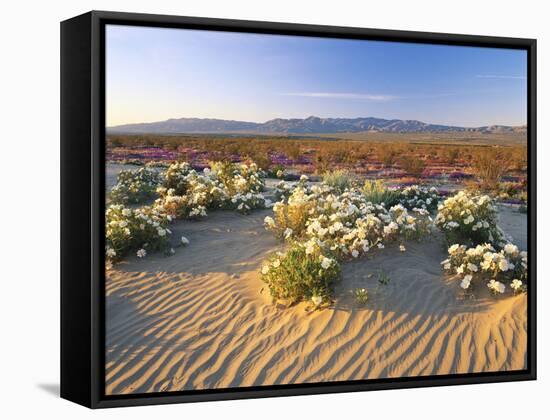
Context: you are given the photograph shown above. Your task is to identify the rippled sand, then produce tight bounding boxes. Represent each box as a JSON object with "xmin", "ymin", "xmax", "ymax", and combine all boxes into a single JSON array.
[{"xmin": 105, "ymin": 208, "xmax": 527, "ymax": 395}]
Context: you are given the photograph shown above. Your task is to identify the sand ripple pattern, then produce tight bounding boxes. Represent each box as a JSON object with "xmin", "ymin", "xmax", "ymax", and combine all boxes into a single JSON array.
[{"xmin": 106, "ymin": 210, "xmax": 527, "ymax": 395}]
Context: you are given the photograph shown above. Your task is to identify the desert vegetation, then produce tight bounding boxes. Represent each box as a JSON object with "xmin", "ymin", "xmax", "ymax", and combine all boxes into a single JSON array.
[
  {"xmin": 107, "ymin": 134, "xmax": 527, "ymax": 204},
  {"xmin": 106, "ymin": 161, "xmax": 269, "ymax": 263},
  {"xmin": 106, "ymin": 145, "xmax": 528, "ymax": 305},
  {"xmin": 105, "ymin": 133, "xmax": 529, "ymax": 394}
]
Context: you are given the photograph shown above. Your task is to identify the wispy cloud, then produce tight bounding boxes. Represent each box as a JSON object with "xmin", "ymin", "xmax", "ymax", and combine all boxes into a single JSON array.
[
  {"xmin": 475, "ymin": 74, "xmax": 526, "ymax": 80},
  {"xmin": 283, "ymin": 92, "xmax": 397, "ymax": 101}
]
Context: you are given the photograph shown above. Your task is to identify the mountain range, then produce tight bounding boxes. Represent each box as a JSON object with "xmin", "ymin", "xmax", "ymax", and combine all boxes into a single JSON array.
[{"xmin": 108, "ymin": 116, "xmax": 526, "ymax": 135}]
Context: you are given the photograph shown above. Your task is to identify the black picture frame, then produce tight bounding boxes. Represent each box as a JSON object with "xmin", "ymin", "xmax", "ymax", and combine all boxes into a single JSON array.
[{"xmin": 61, "ymin": 10, "xmax": 537, "ymax": 409}]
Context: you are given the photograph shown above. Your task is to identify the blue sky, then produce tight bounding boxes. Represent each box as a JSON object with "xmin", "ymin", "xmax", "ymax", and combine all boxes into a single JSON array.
[{"xmin": 106, "ymin": 24, "xmax": 527, "ymax": 127}]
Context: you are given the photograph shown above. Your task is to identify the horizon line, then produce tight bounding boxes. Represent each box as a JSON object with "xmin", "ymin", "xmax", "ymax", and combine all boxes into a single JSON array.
[{"xmin": 107, "ymin": 114, "xmax": 527, "ymax": 129}]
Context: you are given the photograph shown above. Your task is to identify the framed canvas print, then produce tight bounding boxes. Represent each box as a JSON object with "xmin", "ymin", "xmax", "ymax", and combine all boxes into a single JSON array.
[{"xmin": 60, "ymin": 11, "xmax": 536, "ymax": 408}]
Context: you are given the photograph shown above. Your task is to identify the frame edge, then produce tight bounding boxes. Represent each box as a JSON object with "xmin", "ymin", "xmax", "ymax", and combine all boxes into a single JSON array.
[{"xmin": 60, "ymin": 11, "xmax": 94, "ymax": 408}]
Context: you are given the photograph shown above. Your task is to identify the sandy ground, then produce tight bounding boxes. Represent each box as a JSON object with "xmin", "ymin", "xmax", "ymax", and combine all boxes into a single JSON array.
[
  {"xmin": 105, "ymin": 204, "xmax": 528, "ymax": 395},
  {"xmin": 106, "ymin": 163, "xmax": 133, "ymax": 190}
]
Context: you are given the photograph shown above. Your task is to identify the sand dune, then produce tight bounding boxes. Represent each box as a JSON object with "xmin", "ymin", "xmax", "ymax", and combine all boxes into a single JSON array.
[{"xmin": 105, "ymin": 209, "xmax": 527, "ymax": 395}]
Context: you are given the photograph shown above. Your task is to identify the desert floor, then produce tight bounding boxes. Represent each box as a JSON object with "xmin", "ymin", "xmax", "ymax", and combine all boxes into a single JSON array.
[{"xmin": 105, "ymin": 186, "xmax": 527, "ymax": 394}]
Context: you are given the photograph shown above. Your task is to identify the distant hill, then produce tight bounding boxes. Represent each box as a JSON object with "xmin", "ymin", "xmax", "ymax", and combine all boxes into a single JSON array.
[{"xmin": 108, "ymin": 116, "xmax": 525, "ymax": 135}]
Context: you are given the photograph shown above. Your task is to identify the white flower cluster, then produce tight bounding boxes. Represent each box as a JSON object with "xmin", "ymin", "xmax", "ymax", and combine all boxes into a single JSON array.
[
  {"xmin": 209, "ymin": 161, "xmax": 265, "ymax": 196},
  {"xmin": 261, "ymin": 179, "xmax": 437, "ymax": 306},
  {"xmin": 105, "ymin": 204, "xmax": 172, "ymax": 262},
  {"xmin": 441, "ymin": 242, "xmax": 527, "ymax": 295},
  {"xmin": 399, "ymin": 185, "xmax": 440, "ymax": 213},
  {"xmin": 435, "ymin": 191, "xmax": 505, "ymax": 247},
  {"xmin": 231, "ymin": 192, "xmax": 271, "ymax": 214},
  {"xmin": 106, "ymin": 161, "xmax": 268, "ymax": 263},
  {"xmin": 154, "ymin": 161, "xmax": 268, "ymax": 219},
  {"xmin": 274, "ymin": 180, "xmax": 293, "ymax": 201},
  {"xmin": 265, "ymin": 184, "xmax": 433, "ymax": 261},
  {"xmin": 109, "ymin": 167, "xmax": 163, "ymax": 204}
]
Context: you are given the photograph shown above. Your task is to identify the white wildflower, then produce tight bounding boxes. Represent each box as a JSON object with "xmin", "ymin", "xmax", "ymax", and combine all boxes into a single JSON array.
[
  {"xmin": 510, "ymin": 279, "xmax": 523, "ymax": 292},
  {"xmin": 311, "ymin": 295, "xmax": 323, "ymax": 306},
  {"xmin": 448, "ymin": 244, "xmax": 460, "ymax": 254},
  {"xmin": 487, "ymin": 279, "xmax": 505, "ymax": 294},
  {"xmin": 467, "ymin": 263, "xmax": 478, "ymax": 272},
  {"xmin": 498, "ymin": 258, "xmax": 509, "ymax": 272},
  {"xmin": 460, "ymin": 274, "xmax": 472, "ymax": 289},
  {"xmin": 321, "ymin": 257, "xmax": 333, "ymax": 269},
  {"xmin": 504, "ymin": 243, "xmax": 519, "ymax": 255}
]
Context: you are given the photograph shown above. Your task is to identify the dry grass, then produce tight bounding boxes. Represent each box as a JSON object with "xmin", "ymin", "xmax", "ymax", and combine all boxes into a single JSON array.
[{"xmin": 471, "ymin": 148, "xmax": 512, "ymax": 190}]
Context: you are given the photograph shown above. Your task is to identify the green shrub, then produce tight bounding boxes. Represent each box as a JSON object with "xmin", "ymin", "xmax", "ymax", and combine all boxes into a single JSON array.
[
  {"xmin": 261, "ymin": 242, "xmax": 341, "ymax": 305},
  {"xmin": 354, "ymin": 288, "xmax": 369, "ymax": 304},
  {"xmin": 322, "ymin": 169, "xmax": 355, "ymax": 193},
  {"xmin": 362, "ymin": 180, "xmax": 401, "ymax": 206}
]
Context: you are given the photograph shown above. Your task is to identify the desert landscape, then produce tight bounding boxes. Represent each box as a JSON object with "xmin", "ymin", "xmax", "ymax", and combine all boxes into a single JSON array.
[
  {"xmin": 104, "ymin": 25, "xmax": 528, "ymax": 395},
  {"xmin": 104, "ymin": 130, "xmax": 528, "ymax": 394}
]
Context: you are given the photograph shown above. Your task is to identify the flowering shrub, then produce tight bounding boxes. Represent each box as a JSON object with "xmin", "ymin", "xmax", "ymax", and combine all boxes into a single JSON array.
[
  {"xmin": 229, "ymin": 192, "xmax": 269, "ymax": 214},
  {"xmin": 260, "ymin": 241, "xmax": 341, "ymax": 305},
  {"xmin": 209, "ymin": 161, "xmax": 265, "ymax": 196},
  {"xmin": 261, "ymin": 177, "xmax": 436, "ymax": 306},
  {"xmin": 109, "ymin": 167, "xmax": 163, "ymax": 204},
  {"xmin": 105, "ymin": 204, "xmax": 172, "ymax": 262},
  {"xmin": 398, "ymin": 185, "xmax": 440, "ymax": 213},
  {"xmin": 306, "ymin": 211, "xmax": 386, "ymax": 259},
  {"xmin": 441, "ymin": 242, "xmax": 527, "ymax": 294},
  {"xmin": 383, "ymin": 205, "xmax": 434, "ymax": 242},
  {"xmin": 154, "ymin": 161, "xmax": 267, "ymax": 219},
  {"xmin": 163, "ymin": 162, "xmax": 195, "ymax": 195},
  {"xmin": 273, "ymin": 180, "xmax": 293, "ymax": 201},
  {"xmin": 435, "ymin": 191, "xmax": 505, "ymax": 247},
  {"xmin": 153, "ymin": 189, "xmax": 209, "ymax": 220},
  {"xmin": 106, "ymin": 160, "xmax": 269, "ymax": 263},
  {"xmin": 265, "ymin": 184, "xmax": 432, "ymax": 255},
  {"xmin": 264, "ymin": 186, "xmax": 318, "ymax": 239}
]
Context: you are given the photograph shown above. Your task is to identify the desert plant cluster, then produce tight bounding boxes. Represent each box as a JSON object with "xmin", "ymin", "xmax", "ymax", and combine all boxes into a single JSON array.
[
  {"xmin": 106, "ymin": 153, "xmax": 528, "ymax": 307},
  {"xmin": 106, "ymin": 134, "xmax": 527, "ymax": 205},
  {"xmin": 261, "ymin": 174, "xmax": 527, "ymax": 306},
  {"xmin": 109, "ymin": 166, "xmax": 163, "ymax": 204},
  {"xmin": 441, "ymin": 243, "xmax": 527, "ymax": 295},
  {"xmin": 437, "ymin": 193, "xmax": 528, "ymax": 296},
  {"xmin": 105, "ymin": 161, "xmax": 269, "ymax": 263},
  {"xmin": 434, "ymin": 191, "xmax": 506, "ymax": 247},
  {"xmin": 261, "ymin": 178, "xmax": 435, "ymax": 305}
]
